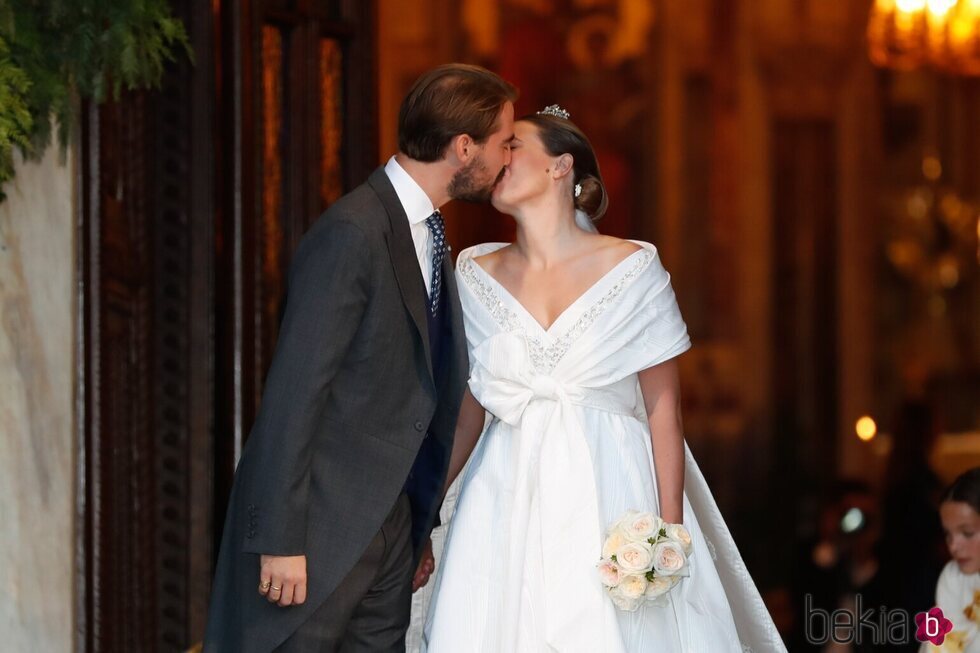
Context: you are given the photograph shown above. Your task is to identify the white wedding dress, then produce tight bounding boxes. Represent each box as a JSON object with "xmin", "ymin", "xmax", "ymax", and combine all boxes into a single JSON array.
[{"xmin": 422, "ymin": 241, "xmax": 786, "ymax": 653}]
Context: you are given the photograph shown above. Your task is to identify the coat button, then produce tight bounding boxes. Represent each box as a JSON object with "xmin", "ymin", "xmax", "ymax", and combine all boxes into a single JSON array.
[{"xmin": 414, "ymin": 421, "xmax": 424, "ymax": 432}]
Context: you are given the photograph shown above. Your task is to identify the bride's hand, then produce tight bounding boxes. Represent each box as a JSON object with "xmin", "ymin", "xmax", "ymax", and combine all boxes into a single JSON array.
[{"xmin": 412, "ymin": 536, "xmax": 435, "ymax": 592}]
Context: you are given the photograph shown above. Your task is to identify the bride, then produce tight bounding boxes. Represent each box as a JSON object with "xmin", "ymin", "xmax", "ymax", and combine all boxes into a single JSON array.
[{"xmin": 421, "ymin": 106, "xmax": 786, "ymax": 652}]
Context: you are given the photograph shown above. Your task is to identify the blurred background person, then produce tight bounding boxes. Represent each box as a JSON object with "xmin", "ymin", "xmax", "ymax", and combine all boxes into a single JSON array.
[{"xmin": 921, "ymin": 468, "xmax": 980, "ymax": 653}]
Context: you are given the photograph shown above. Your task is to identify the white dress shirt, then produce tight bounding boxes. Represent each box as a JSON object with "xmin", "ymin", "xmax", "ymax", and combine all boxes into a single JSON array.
[{"xmin": 384, "ymin": 156, "xmax": 438, "ymax": 295}]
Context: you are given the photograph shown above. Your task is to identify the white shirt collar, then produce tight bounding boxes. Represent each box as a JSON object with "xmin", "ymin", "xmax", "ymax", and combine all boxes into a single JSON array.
[{"xmin": 384, "ymin": 156, "xmax": 435, "ymax": 226}]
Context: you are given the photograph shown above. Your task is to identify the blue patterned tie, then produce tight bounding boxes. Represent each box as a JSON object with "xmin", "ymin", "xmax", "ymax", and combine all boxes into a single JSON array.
[{"xmin": 425, "ymin": 210, "xmax": 447, "ymax": 315}]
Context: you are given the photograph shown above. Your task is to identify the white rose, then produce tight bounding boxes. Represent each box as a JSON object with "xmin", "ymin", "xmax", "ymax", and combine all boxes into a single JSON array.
[
  {"xmin": 619, "ymin": 573, "xmax": 648, "ymax": 599},
  {"xmin": 643, "ymin": 575, "xmax": 675, "ymax": 607},
  {"xmin": 602, "ymin": 529, "xmax": 629, "ymax": 560},
  {"xmin": 616, "ymin": 542, "xmax": 654, "ymax": 573},
  {"xmin": 652, "ymin": 541, "xmax": 689, "ymax": 577},
  {"xmin": 597, "ymin": 561, "xmax": 622, "ymax": 587},
  {"xmin": 624, "ymin": 512, "xmax": 664, "ymax": 543},
  {"xmin": 609, "ymin": 584, "xmax": 642, "ymax": 612},
  {"xmin": 613, "ymin": 510, "xmax": 643, "ymax": 531},
  {"xmin": 645, "ymin": 575, "xmax": 673, "ymax": 598},
  {"xmin": 665, "ymin": 523, "xmax": 693, "ymax": 556}
]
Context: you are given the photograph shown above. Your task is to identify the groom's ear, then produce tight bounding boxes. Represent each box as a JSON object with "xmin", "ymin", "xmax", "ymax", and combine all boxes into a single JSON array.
[
  {"xmin": 449, "ymin": 134, "xmax": 476, "ymax": 165},
  {"xmin": 553, "ymin": 153, "xmax": 574, "ymax": 179}
]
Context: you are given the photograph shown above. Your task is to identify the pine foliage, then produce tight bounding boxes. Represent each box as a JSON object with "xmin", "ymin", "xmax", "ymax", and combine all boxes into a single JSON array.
[{"xmin": 0, "ymin": 0, "xmax": 192, "ymax": 200}]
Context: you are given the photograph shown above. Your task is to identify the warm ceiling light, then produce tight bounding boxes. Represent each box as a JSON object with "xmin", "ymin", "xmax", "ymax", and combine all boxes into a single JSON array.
[
  {"xmin": 869, "ymin": 0, "xmax": 980, "ymax": 74},
  {"xmin": 927, "ymin": 0, "xmax": 957, "ymax": 16},
  {"xmin": 856, "ymin": 416, "xmax": 878, "ymax": 441},
  {"xmin": 898, "ymin": 0, "xmax": 928, "ymax": 11}
]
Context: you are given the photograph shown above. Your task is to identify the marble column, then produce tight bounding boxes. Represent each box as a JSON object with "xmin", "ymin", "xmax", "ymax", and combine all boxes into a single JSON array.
[{"xmin": 0, "ymin": 144, "xmax": 76, "ymax": 651}]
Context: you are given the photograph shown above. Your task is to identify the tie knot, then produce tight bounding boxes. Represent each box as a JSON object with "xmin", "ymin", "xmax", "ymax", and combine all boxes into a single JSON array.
[{"xmin": 425, "ymin": 210, "xmax": 444, "ymax": 235}]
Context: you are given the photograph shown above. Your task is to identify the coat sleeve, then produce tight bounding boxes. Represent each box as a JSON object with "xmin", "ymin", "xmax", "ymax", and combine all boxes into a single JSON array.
[{"xmin": 240, "ymin": 218, "xmax": 373, "ymax": 556}]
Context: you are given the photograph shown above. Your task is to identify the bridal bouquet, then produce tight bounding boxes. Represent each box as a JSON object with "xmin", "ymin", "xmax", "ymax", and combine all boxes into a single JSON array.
[{"xmin": 597, "ymin": 511, "xmax": 693, "ymax": 612}]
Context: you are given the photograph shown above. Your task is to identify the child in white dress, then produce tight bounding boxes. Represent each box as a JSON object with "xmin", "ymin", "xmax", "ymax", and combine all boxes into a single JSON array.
[{"xmin": 923, "ymin": 468, "xmax": 980, "ymax": 653}]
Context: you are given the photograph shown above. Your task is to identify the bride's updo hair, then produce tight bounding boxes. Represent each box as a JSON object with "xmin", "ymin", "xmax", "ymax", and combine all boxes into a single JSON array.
[{"xmin": 521, "ymin": 111, "xmax": 608, "ymax": 222}]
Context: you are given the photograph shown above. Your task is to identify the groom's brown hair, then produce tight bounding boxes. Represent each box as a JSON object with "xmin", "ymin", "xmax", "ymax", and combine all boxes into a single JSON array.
[{"xmin": 399, "ymin": 63, "xmax": 518, "ymax": 162}]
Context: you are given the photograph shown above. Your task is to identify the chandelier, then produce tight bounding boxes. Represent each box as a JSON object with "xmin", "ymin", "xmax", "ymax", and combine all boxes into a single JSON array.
[
  {"xmin": 868, "ymin": 0, "xmax": 980, "ymax": 75},
  {"xmin": 883, "ymin": 154, "xmax": 980, "ymax": 295}
]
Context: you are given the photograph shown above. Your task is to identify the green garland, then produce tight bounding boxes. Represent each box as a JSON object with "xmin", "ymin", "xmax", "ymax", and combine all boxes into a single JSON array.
[{"xmin": 0, "ymin": 0, "xmax": 192, "ymax": 200}]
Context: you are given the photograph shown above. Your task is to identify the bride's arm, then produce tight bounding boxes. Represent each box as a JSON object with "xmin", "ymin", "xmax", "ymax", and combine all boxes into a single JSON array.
[
  {"xmin": 638, "ymin": 358, "xmax": 685, "ymax": 524},
  {"xmin": 442, "ymin": 387, "xmax": 486, "ymax": 500}
]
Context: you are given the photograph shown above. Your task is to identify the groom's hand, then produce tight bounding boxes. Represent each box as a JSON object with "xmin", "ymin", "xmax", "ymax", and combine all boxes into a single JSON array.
[
  {"xmin": 259, "ymin": 554, "xmax": 307, "ymax": 607},
  {"xmin": 412, "ymin": 537, "xmax": 435, "ymax": 592}
]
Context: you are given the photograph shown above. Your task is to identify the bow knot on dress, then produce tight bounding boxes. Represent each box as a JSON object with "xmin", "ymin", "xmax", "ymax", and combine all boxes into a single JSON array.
[{"xmin": 529, "ymin": 375, "xmax": 560, "ymax": 401}]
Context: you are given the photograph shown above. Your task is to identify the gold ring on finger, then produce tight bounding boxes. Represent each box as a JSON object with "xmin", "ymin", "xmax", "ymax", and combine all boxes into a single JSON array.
[{"xmin": 270, "ymin": 585, "xmax": 282, "ymax": 592}]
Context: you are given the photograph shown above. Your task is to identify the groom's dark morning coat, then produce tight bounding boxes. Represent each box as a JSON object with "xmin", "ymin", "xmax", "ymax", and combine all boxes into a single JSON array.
[{"xmin": 203, "ymin": 168, "xmax": 468, "ymax": 652}]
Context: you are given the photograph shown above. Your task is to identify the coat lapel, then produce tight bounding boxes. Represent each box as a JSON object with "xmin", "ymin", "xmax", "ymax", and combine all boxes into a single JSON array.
[{"xmin": 368, "ymin": 167, "xmax": 433, "ymax": 382}]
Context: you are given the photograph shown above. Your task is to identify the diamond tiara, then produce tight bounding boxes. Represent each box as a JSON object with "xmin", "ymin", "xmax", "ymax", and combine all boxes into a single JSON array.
[{"xmin": 538, "ymin": 104, "xmax": 570, "ymax": 120}]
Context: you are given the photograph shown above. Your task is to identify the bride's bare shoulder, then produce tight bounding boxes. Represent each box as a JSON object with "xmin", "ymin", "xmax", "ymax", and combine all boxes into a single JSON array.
[
  {"xmin": 472, "ymin": 244, "xmax": 514, "ymax": 275},
  {"xmin": 594, "ymin": 235, "xmax": 643, "ymax": 262}
]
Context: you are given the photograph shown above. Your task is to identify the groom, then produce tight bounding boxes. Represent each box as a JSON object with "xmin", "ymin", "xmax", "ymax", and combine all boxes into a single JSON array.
[{"xmin": 204, "ymin": 64, "xmax": 516, "ymax": 652}]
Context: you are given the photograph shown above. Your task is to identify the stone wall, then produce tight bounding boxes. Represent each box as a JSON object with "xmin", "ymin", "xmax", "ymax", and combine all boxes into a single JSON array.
[{"xmin": 0, "ymin": 144, "xmax": 75, "ymax": 652}]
